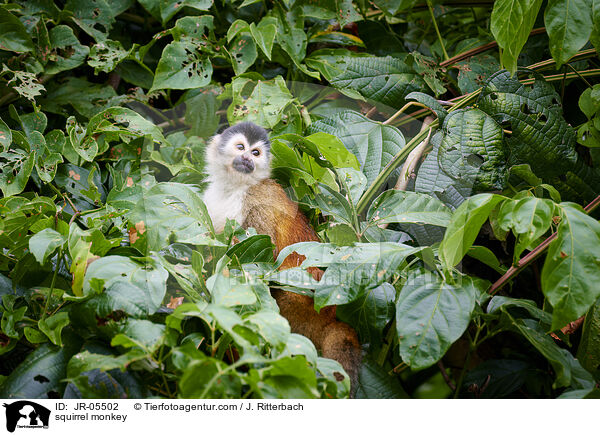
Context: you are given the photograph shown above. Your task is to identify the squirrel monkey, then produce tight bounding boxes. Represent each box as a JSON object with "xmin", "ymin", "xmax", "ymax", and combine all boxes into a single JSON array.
[{"xmin": 203, "ymin": 122, "xmax": 361, "ymax": 394}]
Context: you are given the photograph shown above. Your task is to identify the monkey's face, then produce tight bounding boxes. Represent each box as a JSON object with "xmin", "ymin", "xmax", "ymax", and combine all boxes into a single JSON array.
[{"xmin": 206, "ymin": 122, "xmax": 271, "ymax": 186}]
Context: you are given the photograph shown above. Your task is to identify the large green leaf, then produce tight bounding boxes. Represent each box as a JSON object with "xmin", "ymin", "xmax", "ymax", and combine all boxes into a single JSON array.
[
  {"xmin": 478, "ymin": 71, "xmax": 575, "ymax": 174},
  {"xmin": 440, "ymin": 194, "xmax": 505, "ymax": 270},
  {"xmin": 306, "ymin": 49, "xmax": 428, "ymax": 108},
  {"xmin": 80, "ymin": 256, "xmax": 168, "ymax": 315},
  {"xmin": 307, "ymin": 111, "xmax": 405, "ymax": 187},
  {"xmin": 0, "ymin": 340, "xmax": 81, "ymax": 398},
  {"xmin": 438, "ymin": 109, "xmax": 508, "ymax": 191},
  {"xmin": 544, "ymin": 0, "xmax": 593, "ymax": 68},
  {"xmin": 226, "ymin": 76, "xmax": 294, "ymax": 128},
  {"xmin": 29, "ymin": 228, "xmax": 66, "ymax": 265},
  {"xmin": 0, "ymin": 149, "xmax": 35, "ymax": 198},
  {"xmin": 0, "ymin": 6, "xmax": 34, "ymax": 52},
  {"xmin": 151, "ymin": 41, "xmax": 212, "ymax": 91},
  {"xmin": 396, "ymin": 269, "xmax": 479, "ymax": 369},
  {"xmin": 490, "ymin": 0, "xmax": 543, "ymax": 74},
  {"xmin": 497, "ymin": 196, "xmax": 554, "ymax": 261},
  {"xmin": 366, "ymin": 190, "xmax": 452, "ymax": 228},
  {"xmin": 271, "ymin": 242, "xmax": 420, "ymax": 309},
  {"xmin": 45, "ymin": 25, "xmax": 90, "ymax": 74},
  {"xmin": 541, "ymin": 203, "xmax": 600, "ymax": 330},
  {"xmin": 128, "ymin": 182, "xmax": 220, "ymax": 254}
]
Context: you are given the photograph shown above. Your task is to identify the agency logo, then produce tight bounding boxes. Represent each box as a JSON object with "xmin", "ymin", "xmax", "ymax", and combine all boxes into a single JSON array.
[{"xmin": 3, "ymin": 401, "xmax": 50, "ymax": 433}]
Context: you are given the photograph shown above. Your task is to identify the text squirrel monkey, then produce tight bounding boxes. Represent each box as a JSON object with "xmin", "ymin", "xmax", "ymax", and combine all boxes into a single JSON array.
[{"xmin": 202, "ymin": 122, "xmax": 361, "ymax": 394}]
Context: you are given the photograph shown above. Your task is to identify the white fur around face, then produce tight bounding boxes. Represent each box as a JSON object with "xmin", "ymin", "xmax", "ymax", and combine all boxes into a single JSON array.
[{"xmin": 202, "ymin": 132, "xmax": 271, "ymax": 232}]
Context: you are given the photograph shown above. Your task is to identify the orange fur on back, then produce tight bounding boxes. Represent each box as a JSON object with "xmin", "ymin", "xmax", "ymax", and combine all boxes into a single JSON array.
[{"xmin": 243, "ymin": 180, "xmax": 360, "ymax": 394}]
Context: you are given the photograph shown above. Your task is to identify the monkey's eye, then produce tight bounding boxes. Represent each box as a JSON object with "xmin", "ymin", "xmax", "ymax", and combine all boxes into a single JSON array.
[
  {"xmin": 251, "ymin": 149, "xmax": 260, "ymax": 157},
  {"xmin": 236, "ymin": 144, "xmax": 245, "ymax": 151}
]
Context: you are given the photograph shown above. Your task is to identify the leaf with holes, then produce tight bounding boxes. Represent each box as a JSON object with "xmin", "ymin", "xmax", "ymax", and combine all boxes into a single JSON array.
[
  {"xmin": 151, "ymin": 40, "xmax": 212, "ymax": 91},
  {"xmin": 45, "ymin": 25, "xmax": 90, "ymax": 74},
  {"xmin": 88, "ymin": 39, "xmax": 130, "ymax": 74},
  {"xmin": 0, "ymin": 149, "xmax": 35, "ymax": 198},
  {"xmin": 227, "ymin": 76, "xmax": 294, "ymax": 128},
  {"xmin": 229, "ymin": 33, "xmax": 257, "ymax": 75},
  {"xmin": 438, "ymin": 109, "xmax": 508, "ymax": 191},
  {"xmin": 478, "ymin": 70, "xmax": 577, "ymax": 178}
]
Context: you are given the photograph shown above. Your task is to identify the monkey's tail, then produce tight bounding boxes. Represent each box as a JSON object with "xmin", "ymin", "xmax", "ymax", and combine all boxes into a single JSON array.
[{"xmin": 320, "ymin": 321, "xmax": 361, "ymax": 397}]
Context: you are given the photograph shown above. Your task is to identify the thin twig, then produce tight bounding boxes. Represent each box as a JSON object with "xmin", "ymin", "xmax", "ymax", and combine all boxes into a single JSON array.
[{"xmin": 437, "ymin": 361, "xmax": 456, "ymax": 391}]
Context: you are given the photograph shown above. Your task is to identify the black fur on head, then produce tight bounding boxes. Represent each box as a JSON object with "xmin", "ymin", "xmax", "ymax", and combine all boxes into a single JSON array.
[{"xmin": 219, "ymin": 122, "xmax": 270, "ymax": 152}]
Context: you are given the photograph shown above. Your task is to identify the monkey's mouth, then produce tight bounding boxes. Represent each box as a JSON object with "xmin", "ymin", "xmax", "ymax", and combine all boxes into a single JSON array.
[{"xmin": 232, "ymin": 156, "xmax": 254, "ymax": 174}]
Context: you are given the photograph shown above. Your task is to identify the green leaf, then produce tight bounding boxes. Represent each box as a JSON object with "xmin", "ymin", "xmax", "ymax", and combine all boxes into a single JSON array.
[
  {"xmin": 272, "ymin": 242, "xmax": 421, "ymax": 309},
  {"xmin": 545, "ymin": 0, "xmax": 593, "ymax": 68},
  {"xmin": 0, "ymin": 149, "xmax": 35, "ymax": 198},
  {"xmin": 65, "ymin": 0, "xmax": 129, "ymax": 41},
  {"xmin": 406, "ymin": 91, "xmax": 448, "ymax": 123},
  {"xmin": 229, "ymin": 33, "xmax": 257, "ymax": 75},
  {"xmin": 0, "ymin": 6, "xmax": 34, "ymax": 52},
  {"xmin": 38, "ymin": 312, "xmax": 70, "ymax": 346},
  {"xmin": 307, "ymin": 111, "xmax": 406, "ymax": 187},
  {"xmin": 80, "ymin": 256, "xmax": 168, "ymax": 315},
  {"xmin": 498, "ymin": 196, "xmax": 554, "ymax": 260},
  {"xmin": 0, "ymin": 341, "xmax": 81, "ymax": 398},
  {"xmin": 301, "ymin": 183, "xmax": 355, "ymax": 227},
  {"xmin": 29, "ymin": 228, "xmax": 66, "ymax": 265},
  {"xmin": 250, "ymin": 19, "xmax": 276, "ymax": 60},
  {"xmin": 490, "ymin": 0, "xmax": 543, "ymax": 74},
  {"xmin": 366, "ymin": 190, "xmax": 452, "ymax": 228},
  {"xmin": 88, "ymin": 39, "xmax": 130, "ymax": 74},
  {"xmin": 306, "ymin": 49, "xmax": 428, "ymax": 108},
  {"xmin": 576, "ymin": 298, "xmax": 600, "ymax": 374},
  {"xmin": 226, "ymin": 235, "xmax": 275, "ymax": 264},
  {"xmin": 45, "ymin": 25, "xmax": 90, "ymax": 74},
  {"xmin": 478, "ymin": 70, "xmax": 594, "ymax": 194},
  {"xmin": 160, "ymin": 0, "xmax": 212, "ymax": 24},
  {"xmin": 438, "ymin": 109, "xmax": 508, "ymax": 190},
  {"xmin": 111, "ymin": 319, "xmax": 165, "ymax": 352},
  {"xmin": 503, "ymin": 314, "xmax": 594, "ymax": 389},
  {"xmin": 396, "ymin": 269, "xmax": 478, "ymax": 369},
  {"xmin": 337, "ymin": 283, "xmax": 395, "ymax": 343},
  {"xmin": 128, "ymin": 183, "xmax": 220, "ymax": 254},
  {"xmin": 151, "ymin": 41, "xmax": 212, "ymax": 91},
  {"xmin": 440, "ymin": 194, "xmax": 505, "ymax": 270},
  {"xmin": 0, "ymin": 116, "xmax": 11, "ymax": 152},
  {"xmin": 541, "ymin": 203, "xmax": 600, "ymax": 330},
  {"xmin": 227, "ymin": 76, "xmax": 294, "ymax": 128}
]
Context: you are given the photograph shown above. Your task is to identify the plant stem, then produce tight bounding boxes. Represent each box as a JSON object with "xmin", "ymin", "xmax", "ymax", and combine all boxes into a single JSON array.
[
  {"xmin": 453, "ymin": 323, "xmax": 482, "ymax": 398},
  {"xmin": 42, "ymin": 250, "xmax": 62, "ymax": 320},
  {"xmin": 357, "ymin": 90, "xmax": 480, "ymax": 215},
  {"xmin": 376, "ymin": 320, "xmax": 396, "ymax": 366},
  {"xmin": 426, "ymin": 0, "xmax": 449, "ymax": 61}
]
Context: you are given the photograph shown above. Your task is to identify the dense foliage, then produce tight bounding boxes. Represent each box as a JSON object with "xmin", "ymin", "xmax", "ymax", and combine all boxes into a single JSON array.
[{"xmin": 1, "ymin": 0, "xmax": 600, "ymax": 399}]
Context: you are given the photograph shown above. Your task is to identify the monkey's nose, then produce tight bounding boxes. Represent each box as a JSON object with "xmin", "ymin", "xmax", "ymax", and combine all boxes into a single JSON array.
[{"xmin": 233, "ymin": 155, "xmax": 254, "ymax": 173}]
